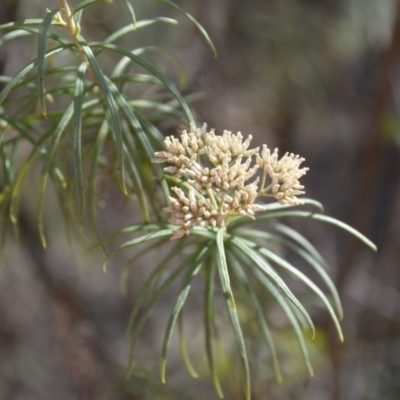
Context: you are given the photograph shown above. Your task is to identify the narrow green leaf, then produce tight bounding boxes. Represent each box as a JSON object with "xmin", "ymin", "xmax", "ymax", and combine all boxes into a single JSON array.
[
  {"xmin": 228, "ymin": 252, "xmax": 283, "ymax": 382},
  {"xmin": 135, "ymin": 114, "xmax": 170, "ymax": 201},
  {"xmin": 238, "ymin": 228, "xmax": 343, "ymax": 319},
  {"xmin": 78, "ymin": 35, "xmax": 126, "ymax": 194},
  {"xmin": 50, "ymin": 166, "xmax": 73, "ymax": 245},
  {"xmin": 0, "ymin": 45, "xmax": 67, "ymax": 107},
  {"xmin": 122, "ymin": 144, "xmax": 151, "ymax": 222},
  {"xmin": 256, "ymin": 244, "xmax": 344, "ymax": 341},
  {"xmin": 121, "ymin": 0, "xmax": 137, "ymax": 30},
  {"xmin": 104, "ymin": 77, "xmax": 166, "ymax": 219},
  {"xmin": 222, "ymin": 276, "xmax": 251, "ymax": 400},
  {"xmin": 0, "ymin": 30, "xmax": 32, "ymax": 47},
  {"xmin": 178, "ymin": 311, "xmax": 199, "ymax": 379},
  {"xmin": 129, "ymin": 99, "xmax": 184, "ymax": 117},
  {"xmin": 232, "ymin": 236, "xmax": 316, "ymax": 338},
  {"xmin": 104, "ymin": 17, "xmax": 178, "ymax": 44},
  {"xmin": 37, "ymin": 102, "xmax": 73, "ymax": 247},
  {"xmin": 87, "ymin": 119, "xmax": 109, "ymax": 252},
  {"xmin": 90, "ymin": 43, "xmax": 195, "ymax": 125},
  {"xmin": 257, "ymin": 211, "xmax": 377, "ymax": 252},
  {"xmin": 128, "ymin": 46, "xmax": 187, "ymax": 87},
  {"xmin": 71, "ymin": 0, "xmax": 102, "ymax": 15},
  {"xmin": 0, "ymin": 129, "xmax": 11, "ymax": 185},
  {"xmin": 127, "ymin": 246, "xmax": 202, "ymax": 378},
  {"xmin": 271, "ymin": 222, "xmax": 329, "ymax": 269},
  {"xmin": 204, "ymin": 260, "xmax": 224, "ymax": 398},
  {"xmin": 83, "ymin": 222, "xmax": 169, "ymax": 255},
  {"xmin": 38, "ymin": 9, "xmax": 60, "ymax": 118},
  {"xmin": 73, "ymin": 61, "xmax": 89, "ymax": 229},
  {"xmin": 154, "ymin": 0, "xmax": 217, "ymax": 57},
  {"xmin": 125, "ymin": 240, "xmax": 191, "ymax": 341},
  {"xmin": 104, "ymin": 229, "xmax": 173, "ymax": 270},
  {"xmin": 119, "ymin": 237, "xmax": 170, "ymax": 295},
  {"xmin": 160, "ymin": 243, "xmax": 211, "ymax": 383},
  {"xmin": 0, "ymin": 19, "xmax": 56, "ymax": 29},
  {"xmin": 111, "ymin": 73, "xmax": 162, "ymax": 86},
  {"xmin": 0, "ymin": 114, "xmax": 45, "ymax": 154},
  {"xmin": 232, "ymin": 208, "xmax": 376, "ymax": 252},
  {"xmin": 9, "ymin": 148, "xmax": 42, "ymax": 227},
  {"xmin": 250, "ymin": 265, "xmax": 314, "ymax": 377},
  {"xmin": 216, "ymin": 228, "xmax": 236, "ymax": 311}
]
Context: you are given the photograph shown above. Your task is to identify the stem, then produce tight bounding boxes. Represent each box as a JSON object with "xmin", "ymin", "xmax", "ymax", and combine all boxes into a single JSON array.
[
  {"xmin": 218, "ymin": 192, "xmax": 226, "ymax": 214},
  {"xmin": 257, "ymin": 183, "xmax": 273, "ymax": 198},
  {"xmin": 59, "ymin": 0, "xmax": 83, "ymax": 58},
  {"xmin": 260, "ymin": 170, "xmax": 267, "ymax": 193},
  {"xmin": 58, "ymin": 0, "xmax": 97, "ymax": 83},
  {"xmin": 207, "ymin": 188, "xmax": 218, "ymax": 210}
]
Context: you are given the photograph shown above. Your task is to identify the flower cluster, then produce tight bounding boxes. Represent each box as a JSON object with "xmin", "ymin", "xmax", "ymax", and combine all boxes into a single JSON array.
[
  {"xmin": 256, "ymin": 145, "xmax": 309, "ymax": 206},
  {"xmin": 153, "ymin": 124, "xmax": 308, "ymax": 239}
]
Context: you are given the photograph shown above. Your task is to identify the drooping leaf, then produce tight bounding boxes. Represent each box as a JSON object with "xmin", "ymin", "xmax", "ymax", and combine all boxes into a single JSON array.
[
  {"xmin": 38, "ymin": 9, "xmax": 60, "ymax": 117},
  {"xmin": 78, "ymin": 35, "xmax": 127, "ymax": 194},
  {"xmin": 154, "ymin": 0, "xmax": 218, "ymax": 58},
  {"xmin": 160, "ymin": 242, "xmax": 212, "ymax": 383},
  {"xmin": 73, "ymin": 61, "xmax": 89, "ymax": 228}
]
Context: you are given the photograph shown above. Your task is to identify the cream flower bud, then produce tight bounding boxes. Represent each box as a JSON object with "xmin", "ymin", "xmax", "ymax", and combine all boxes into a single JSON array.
[{"xmin": 154, "ymin": 123, "xmax": 309, "ymax": 239}]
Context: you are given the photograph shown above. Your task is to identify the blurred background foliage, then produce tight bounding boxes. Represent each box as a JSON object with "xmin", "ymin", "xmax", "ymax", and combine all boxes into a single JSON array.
[{"xmin": 0, "ymin": 0, "xmax": 399, "ymax": 399}]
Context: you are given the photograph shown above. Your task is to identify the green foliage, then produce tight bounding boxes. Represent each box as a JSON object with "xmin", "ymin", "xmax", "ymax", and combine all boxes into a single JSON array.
[
  {"xmin": 0, "ymin": 0, "xmax": 201, "ymax": 248},
  {"xmin": 0, "ymin": 1, "xmax": 377, "ymax": 399},
  {"xmin": 95, "ymin": 198, "xmax": 375, "ymax": 399}
]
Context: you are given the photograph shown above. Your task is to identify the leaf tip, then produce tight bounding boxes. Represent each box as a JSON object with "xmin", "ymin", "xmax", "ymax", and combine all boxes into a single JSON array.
[
  {"xmin": 160, "ymin": 360, "xmax": 166, "ymax": 384},
  {"xmin": 103, "ymin": 261, "xmax": 108, "ymax": 272}
]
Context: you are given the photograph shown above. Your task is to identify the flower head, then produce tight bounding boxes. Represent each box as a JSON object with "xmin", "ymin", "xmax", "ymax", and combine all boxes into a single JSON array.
[
  {"xmin": 153, "ymin": 124, "xmax": 308, "ymax": 239},
  {"xmin": 256, "ymin": 146, "xmax": 309, "ymax": 205}
]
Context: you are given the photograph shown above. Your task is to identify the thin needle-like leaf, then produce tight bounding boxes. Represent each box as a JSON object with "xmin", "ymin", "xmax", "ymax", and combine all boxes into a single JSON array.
[
  {"xmin": 87, "ymin": 119, "xmax": 109, "ymax": 252},
  {"xmin": 221, "ymin": 275, "xmax": 251, "ymax": 400},
  {"xmin": 240, "ymin": 237, "xmax": 343, "ymax": 341},
  {"xmin": 216, "ymin": 227, "xmax": 236, "ymax": 311},
  {"xmin": 127, "ymin": 247, "xmax": 203, "ymax": 378},
  {"xmin": 90, "ymin": 43, "xmax": 195, "ymax": 125},
  {"xmin": 71, "ymin": 0, "xmax": 102, "ymax": 15},
  {"xmin": 204, "ymin": 260, "xmax": 224, "ymax": 399},
  {"xmin": 104, "ymin": 17, "xmax": 178, "ymax": 44},
  {"xmin": 0, "ymin": 45, "xmax": 68, "ymax": 107},
  {"xmin": 154, "ymin": 0, "xmax": 217, "ymax": 57},
  {"xmin": 228, "ymin": 251, "xmax": 283, "ymax": 382},
  {"xmin": 103, "ymin": 229, "xmax": 173, "ymax": 270},
  {"xmin": 119, "ymin": 237, "xmax": 170, "ymax": 295},
  {"xmin": 160, "ymin": 243, "xmax": 211, "ymax": 383},
  {"xmin": 38, "ymin": 9, "xmax": 60, "ymax": 118},
  {"xmin": 251, "ymin": 265, "xmax": 314, "ymax": 377},
  {"xmin": 73, "ymin": 61, "xmax": 88, "ymax": 229},
  {"xmin": 232, "ymin": 236, "xmax": 315, "ymax": 338},
  {"xmin": 125, "ymin": 240, "xmax": 192, "ymax": 342},
  {"xmin": 178, "ymin": 311, "xmax": 199, "ymax": 379},
  {"xmin": 83, "ymin": 222, "xmax": 169, "ymax": 255},
  {"xmin": 121, "ymin": 0, "xmax": 137, "ymax": 30},
  {"xmin": 238, "ymin": 228, "xmax": 343, "ymax": 319},
  {"xmin": 237, "ymin": 210, "xmax": 377, "ymax": 251},
  {"xmin": 78, "ymin": 35, "xmax": 126, "ymax": 194},
  {"xmin": 271, "ymin": 222, "xmax": 329, "ymax": 269}
]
